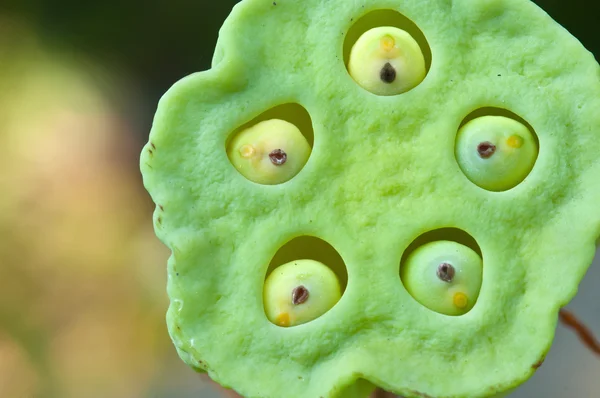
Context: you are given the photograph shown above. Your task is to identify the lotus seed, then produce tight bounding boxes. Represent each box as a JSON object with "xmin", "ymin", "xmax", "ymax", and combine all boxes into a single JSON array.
[
  {"xmin": 264, "ymin": 259, "xmax": 341, "ymax": 327},
  {"xmin": 401, "ymin": 240, "xmax": 483, "ymax": 316},
  {"xmin": 348, "ymin": 26, "xmax": 426, "ymax": 96},
  {"xmin": 227, "ymin": 119, "xmax": 311, "ymax": 185},
  {"xmin": 455, "ymin": 115, "xmax": 538, "ymax": 191}
]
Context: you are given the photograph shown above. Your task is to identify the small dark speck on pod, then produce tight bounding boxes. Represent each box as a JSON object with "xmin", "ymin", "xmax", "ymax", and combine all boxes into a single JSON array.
[
  {"xmin": 176, "ymin": 273, "xmax": 179, "ymax": 276},
  {"xmin": 151, "ymin": 142, "xmax": 156, "ymax": 149},
  {"xmin": 273, "ymin": 1, "xmax": 276, "ymax": 5},
  {"xmin": 159, "ymin": 204, "xmax": 164, "ymax": 211},
  {"xmin": 497, "ymin": 74, "xmax": 502, "ymax": 77}
]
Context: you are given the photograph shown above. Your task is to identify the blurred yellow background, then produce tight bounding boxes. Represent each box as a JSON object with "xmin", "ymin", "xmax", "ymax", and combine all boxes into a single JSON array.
[{"xmin": 0, "ymin": 1, "xmax": 598, "ymax": 397}]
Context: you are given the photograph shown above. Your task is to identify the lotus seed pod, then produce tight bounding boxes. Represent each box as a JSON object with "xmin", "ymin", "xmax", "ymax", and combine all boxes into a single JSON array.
[
  {"xmin": 227, "ymin": 119, "xmax": 311, "ymax": 185},
  {"xmin": 348, "ymin": 26, "xmax": 426, "ymax": 96},
  {"xmin": 401, "ymin": 241, "xmax": 483, "ymax": 316},
  {"xmin": 263, "ymin": 259, "xmax": 342, "ymax": 327},
  {"xmin": 141, "ymin": 0, "xmax": 600, "ymax": 397},
  {"xmin": 456, "ymin": 116, "xmax": 538, "ymax": 191}
]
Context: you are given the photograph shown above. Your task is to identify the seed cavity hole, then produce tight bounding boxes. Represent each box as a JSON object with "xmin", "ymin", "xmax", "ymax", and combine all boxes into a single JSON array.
[
  {"xmin": 400, "ymin": 228, "xmax": 483, "ymax": 316},
  {"xmin": 337, "ymin": 378, "xmax": 379, "ymax": 397},
  {"xmin": 455, "ymin": 107, "xmax": 539, "ymax": 192},
  {"xmin": 343, "ymin": 10, "xmax": 432, "ymax": 71},
  {"xmin": 343, "ymin": 9, "xmax": 432, "ymax": 96},
  {"xmin": 226, "ymin": 103, "xmax": 314, "ymax": 185},
  {"xmin": 263, "ymin": 236, "xmax": 348, "ymax": 327}
]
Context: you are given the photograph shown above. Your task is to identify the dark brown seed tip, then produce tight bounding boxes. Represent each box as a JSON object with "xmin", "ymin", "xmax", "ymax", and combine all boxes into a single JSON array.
[
  {"xmin": 380, "ymin": 62, "xmax": 397, "ymax": 84},
  {"xmin": 477, "ymin": 141, "xmax": 497, "ymax": 158},
  {"xmin": 437, "ymin": 262, "xmax": 455, "ymax": 283},
  {"xmin": 292, "ymin": 285, "xmax": 309, "ymax": 305},
  {"xmin": 269, "ymin": 149, "xmax": 287, "ymax": 166}
]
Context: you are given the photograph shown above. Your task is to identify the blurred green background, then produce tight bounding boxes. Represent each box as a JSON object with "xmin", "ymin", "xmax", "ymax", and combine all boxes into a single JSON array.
[{"xmin": 0, "ymin": 1, "xmax": 598, "ymax": 397}]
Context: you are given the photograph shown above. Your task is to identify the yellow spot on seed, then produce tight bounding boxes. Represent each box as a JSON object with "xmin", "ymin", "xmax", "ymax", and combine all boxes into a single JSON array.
[
  {"xmin": 380, "ymin": 35, "xmax": 396, "ymax": 52},
  {"xmin": 453, "ymin": 292, "xmax": 469, "ymax": 309},
  {"xmin": 239, "ymin": 144, "xmax": 256, "ymax": 158},
  {"xmin": 507, "ymin": 135, "xmax": 524, "ymax": 148},
  {"xmin": 275, "ymin": 313, "xmax": 290, "ymax": 327}
]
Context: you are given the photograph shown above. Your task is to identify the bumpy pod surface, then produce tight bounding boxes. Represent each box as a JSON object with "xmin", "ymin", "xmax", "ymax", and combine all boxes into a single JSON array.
[{"xmin": 140, "ymin": 0, "xmax": 600, "ymax": 397}]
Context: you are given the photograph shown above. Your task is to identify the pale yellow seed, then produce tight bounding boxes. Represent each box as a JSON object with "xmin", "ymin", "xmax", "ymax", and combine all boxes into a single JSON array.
[
  {"xmin": 239, "ymin": 144, "xmax": 256, "ymax": 158},
  {"xmin": 453, "ymin": 292, "xmax": 469, "ymax": 309},
  {"xmin": 506, "ymin": 135, "xmax": 524, "ymax": 148}
]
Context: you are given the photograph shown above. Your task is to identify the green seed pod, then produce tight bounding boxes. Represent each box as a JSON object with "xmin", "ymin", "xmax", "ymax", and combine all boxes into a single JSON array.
[
  {"xmin": 141, "ymin": 0, "xmax": 600, "ymax": 397},
  {"xmin": 455, "ymin": 116, "xmax": 538, "ymax": 191},
  {"xmin": 263, "ymin": 259, "xmax": 342, "ymax": 327},
  {"xmin": 401, "ymin": 241, "xmax": 483, "ymax": 316},
  {"xmin": 227, "ymin": 119, "xmax": 311, "ymax": 185},
  {"xmin": 348, "ymin": 26, "xmax": 426, "ymax": 96}
]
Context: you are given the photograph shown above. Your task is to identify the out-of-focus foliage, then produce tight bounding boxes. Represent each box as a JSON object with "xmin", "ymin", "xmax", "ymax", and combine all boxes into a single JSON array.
[
  {"xmin": 0, "ymin": 18, "xmax": 183, "ymax": 398},
  {"xmin": 1, "ymin": 0, "xmax": 239, "ymax": 130}
]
